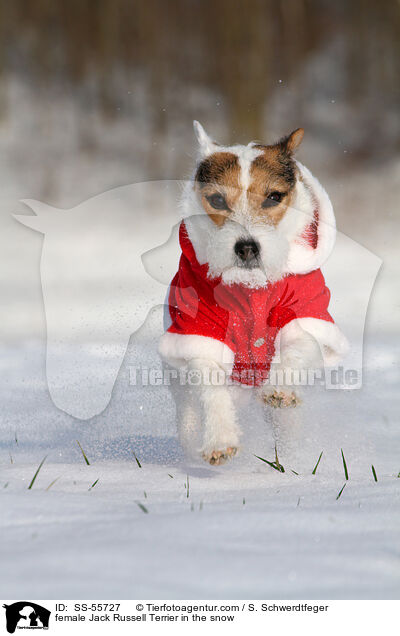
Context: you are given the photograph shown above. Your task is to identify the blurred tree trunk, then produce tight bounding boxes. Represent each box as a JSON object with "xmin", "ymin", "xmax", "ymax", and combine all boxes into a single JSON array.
[
  {"xmin": 205, "ymin": 0, "xmax": 270, "ymax": 141},
  {"xmin": 0, "ymin": 0, "xmax": 398, "ymax": 164}
]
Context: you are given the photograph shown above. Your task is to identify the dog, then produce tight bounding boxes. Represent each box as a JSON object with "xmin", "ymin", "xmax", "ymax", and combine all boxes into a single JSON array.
[{"xmin": 159, "ymin": 122, "xmax": 348, "ymax": 464}]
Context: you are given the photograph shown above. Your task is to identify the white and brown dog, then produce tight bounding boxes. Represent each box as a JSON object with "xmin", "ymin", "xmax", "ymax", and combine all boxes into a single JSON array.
[{"xmin": 159, "ymin": 122, "xmax": 348, "ymax": 464}]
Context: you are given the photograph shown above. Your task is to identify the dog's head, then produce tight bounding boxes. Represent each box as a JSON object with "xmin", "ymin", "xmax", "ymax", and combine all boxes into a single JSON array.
[{"xmin": 183, "ymin": 121, "xmax": 333, "ymax": 288}]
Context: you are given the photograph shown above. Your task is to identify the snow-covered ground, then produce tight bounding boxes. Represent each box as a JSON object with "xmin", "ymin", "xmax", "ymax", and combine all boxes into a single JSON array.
[
  {"xmin": 1, "ymin": 176, "xmax": 399, "ymax": 599},
  {"xmin": 0, "ymin": 69, "xmax": 399, "ymax": 600},
  {"xmin": 1, "ymin": 172, "xmax": 399, "ymax": 601},
  {"xmin": 1, "ymin": 323, "xmax": 399, "ymax": 599}
]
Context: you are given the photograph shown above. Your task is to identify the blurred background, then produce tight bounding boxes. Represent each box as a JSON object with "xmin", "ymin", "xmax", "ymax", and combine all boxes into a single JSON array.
[
  {"xmin": 0, "ymin": 0, "xmax": 399, "ymax": 342},
  {"xmin": 0, "ymin": 0, "xmax": 398, "ymax": 187}
]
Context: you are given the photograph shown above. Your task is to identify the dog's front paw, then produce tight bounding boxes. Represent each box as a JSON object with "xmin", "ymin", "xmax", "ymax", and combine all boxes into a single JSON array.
[
  {"xmin": 262, "ymin": 389, "xmax": 301, "ymax": 409},
  {"xmin": 202, "ymin": 447, "xmax": 238, "ymax": 465}
]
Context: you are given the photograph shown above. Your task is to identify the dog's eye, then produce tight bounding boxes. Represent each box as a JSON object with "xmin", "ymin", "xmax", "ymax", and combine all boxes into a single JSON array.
[
  {"xmin": 206, "ymin": 193, "xmax": 228, "ymax": 210},
  {"xmin": 262, "ymin": 192, "xmax": 284, "ymax": 207}
]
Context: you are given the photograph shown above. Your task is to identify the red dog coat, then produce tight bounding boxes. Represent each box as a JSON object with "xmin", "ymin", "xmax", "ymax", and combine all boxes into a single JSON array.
[{"xmin": 165, "ymin": 222, "xmax": 334, "ymax": 386}]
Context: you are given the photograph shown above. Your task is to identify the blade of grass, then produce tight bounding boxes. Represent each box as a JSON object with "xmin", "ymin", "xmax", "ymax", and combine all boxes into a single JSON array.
[
  {"xmin": 186, "ymin": 474, "xmax": 189, "ymax": 498},
  {"xmin": 274, "ymin": 446, "xmax": 285, "ymax": 473},
  {"xmin": 291, "ymin": 469, "xmax": 299, "ymax": 475},
  {"xmin": 88, "ymin": 478, "xmax": 99, "ymax": 491},
  {"xmin": 135, "ymin": 501, "xmax": 148, "ymax": 514},
  {"xmin": 132, "ymin": 452, "xmax": 142, "ymax": 468},
  {"xmin": 254, "ymin": 454, "xmax": 285, "ymax": 473},
  {"xmin": 76, "ymin": 440, "xmax": 90, "ymax": 466},
  {"xmin": 168, "ymin": 473, "xmax": 174, "ymax": 479},
  {"xmin": 371, "ymin": 465, "xmax": 378, "ymax": 482},
  {"xmin": 341, "ymin": 448, "xmax": 349, "ymax": 480},
  {"xmin": 336, "ymin": 482, "xmax": 347, "ymax": 500},
  {"xmin": 46, "ymin": 476, "xmax": 60, "ymax": 491},
  {"xmin": 4, "ymin": 482, "xmax": 9, "ymax": 489},
  {"xmin": 28, "ymin": 456, "xmax": 47, "ymax": 490},
  {"xmin": 143, "ymin": 490, "xmax": 147, "ymax": 499},
  {"xmin": 9, "ymin": 452, "xmax": 13, "ymax": 465},
  {"xmin": 312, "ymin": 451, "xmax": 323, "ymax": 475}
]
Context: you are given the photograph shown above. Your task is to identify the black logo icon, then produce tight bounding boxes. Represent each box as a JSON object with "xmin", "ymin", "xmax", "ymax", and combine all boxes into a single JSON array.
[{"xmin": 3, "ymin": 602, "xmax": 50, "ymax": 633}]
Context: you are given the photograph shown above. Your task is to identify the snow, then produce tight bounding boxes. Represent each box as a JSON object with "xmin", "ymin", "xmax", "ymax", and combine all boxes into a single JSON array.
[
  {"xmin": 1, "ymin": 172, "xmax": 398, "ymax": 599},
  {"xmin": 1, "ymin": 326, "xmax": 399, "ymax": 600},
  {"xmin": 1, "ymin": 171, "xmax": 399, "ymax": 601},
  {"xmin": 2, "ymin": 468, "xmax": 399, "ymax": 600},
  {"xmin": 0, "ymin": 70, "xmax": 399, "ymax": 601}
]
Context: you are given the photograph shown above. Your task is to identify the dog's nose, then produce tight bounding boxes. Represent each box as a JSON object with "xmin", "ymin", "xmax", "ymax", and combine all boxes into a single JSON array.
[{"xmin": 234, "ymin": 240, "xmax": 259, "ymax": 264}]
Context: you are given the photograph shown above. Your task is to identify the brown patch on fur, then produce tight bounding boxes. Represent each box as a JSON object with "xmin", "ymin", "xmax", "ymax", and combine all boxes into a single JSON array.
[
  {"xmin": 248, "ymin": 143, "xmax": 298, "ymax": 225},
  {"xmin": 195, "ymin": 152, "xmax": 241, "ymax": 226},
  {"xmin": 194, "ymin": 130, "xmax": 303, "ymax": 226}
]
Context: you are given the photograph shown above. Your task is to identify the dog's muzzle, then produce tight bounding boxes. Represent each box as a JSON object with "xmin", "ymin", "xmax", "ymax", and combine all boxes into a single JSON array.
[{"xmin": 234, "ymin": 239, "xmax": 260, "ymax": 268}]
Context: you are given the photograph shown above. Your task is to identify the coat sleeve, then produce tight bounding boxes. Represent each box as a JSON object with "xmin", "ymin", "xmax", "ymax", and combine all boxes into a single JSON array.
[
  {"xmin": 271, "ymin": 269, "xmax": 349, "ymax": 367},
  {"xmin": 158, "ymin": 249, "xmax": 235, "ymax": 371}
]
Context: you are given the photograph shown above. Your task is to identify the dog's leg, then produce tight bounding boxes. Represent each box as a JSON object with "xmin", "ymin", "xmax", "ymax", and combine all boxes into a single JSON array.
[
  {"xmin": 261, "ymin": 323, "xmax": 324, "ymax": 408},
  {"xmin": 164, "ymin": 362, "xmax": 201, "ymax": 458},
  {"xmin": 176, "ymin": 387, "xmax": 201, "ymax": 458},
  {"xmin": 268, "ymin": 398, "xmax": 304, "ymax": 468},
  {"xmin": 188, "ymin": 358, "xmax": 241, "ymax": 465}
]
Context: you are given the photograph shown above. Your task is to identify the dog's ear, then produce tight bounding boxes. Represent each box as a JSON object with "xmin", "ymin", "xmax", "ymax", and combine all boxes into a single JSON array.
[
  {"xmin": 193, "ymin": 120, "xmax": 217, "ymax": 156},
  {"xmin": 279, "ymin": 128, "xmax": 304, "ymax": 154}
]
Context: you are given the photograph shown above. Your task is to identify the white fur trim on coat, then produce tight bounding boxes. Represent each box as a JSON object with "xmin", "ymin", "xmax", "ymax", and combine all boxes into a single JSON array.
[
  {"xmin": 281, "ymin": 162, "xmax": 336, "ymax": 275},
  {"xmin": 159, "ymin": 332, "xmax": 235, "ymax": 371},
  {"xmin": 277, "ymin": 317, "xmax": 349, "ymax": 367}
]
